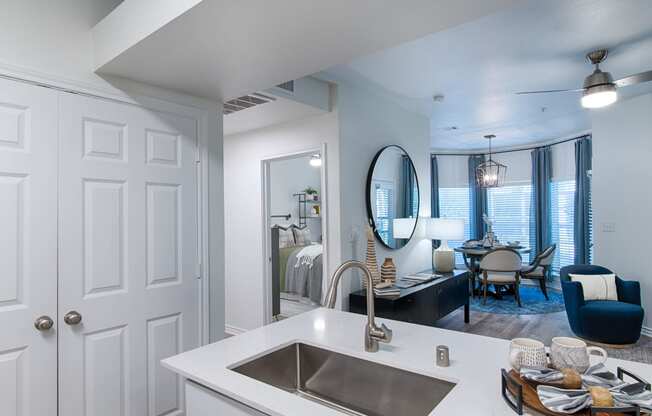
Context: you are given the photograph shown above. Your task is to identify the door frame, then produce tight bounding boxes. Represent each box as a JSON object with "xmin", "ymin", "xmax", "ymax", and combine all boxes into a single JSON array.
[
  {"xmin": 260, "ymin": 143, "xmax": 329, "ymax": 325},
  {"xmin": 0, "ymin": 67, "xmax": 219, "ymax": 345}
]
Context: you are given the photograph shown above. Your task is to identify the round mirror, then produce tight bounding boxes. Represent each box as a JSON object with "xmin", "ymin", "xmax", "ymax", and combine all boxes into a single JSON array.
[{"xmin": 366, "ymin": 145, "xmax": 420, "ymax": 249}]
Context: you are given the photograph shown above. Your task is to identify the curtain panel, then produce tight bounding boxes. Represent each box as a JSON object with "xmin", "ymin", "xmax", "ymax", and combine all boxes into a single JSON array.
[
  {"xmin": 468, "ymin": 154, "xmax": 487, "ymax": 240},
  {"xmin": 531, "ymin": 146, "xmax": 552, "ymax": 258},
  {"xmin": 401, "ymin": 155, "xmax": 416, "ymax": 218},
  {"xmin": 431, "ymin": 155, "xmax": 440, "ymax": 248},
  {"xmin": 574, "ymin": 136, "xmax": 592, "ymax": 264}
]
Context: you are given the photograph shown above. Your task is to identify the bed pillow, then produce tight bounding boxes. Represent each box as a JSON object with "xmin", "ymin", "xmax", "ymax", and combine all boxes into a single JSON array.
[
  {"xmin": 278, "ymin": 229, "xmax": 295, "ymax": 248},
  {"xmin": 293, "ymin": 227, "xmax": 311, "ymax": 246},
  {"xmin": 569, "ymin": 273, "xmax": 618, "ymax": 301}
]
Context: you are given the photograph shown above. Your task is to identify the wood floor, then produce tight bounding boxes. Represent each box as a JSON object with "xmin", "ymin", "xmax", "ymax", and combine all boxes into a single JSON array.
[{"xmin": 436, "ymin": 308, "xmax": 652, "ymax": 364}]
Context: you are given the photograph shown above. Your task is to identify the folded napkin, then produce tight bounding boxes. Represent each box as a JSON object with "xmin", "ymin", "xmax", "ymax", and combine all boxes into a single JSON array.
[
  {"xmin": 520, "ymin": 363, "xmax": 627, "ymax": 389},
  {"xmin": 522, "ymin": 364, "xmax": 652, "ymax": 413},
  {"xmin": 537, "ymin": 385, "xmax": 592, "ymax": 414},
  {"xmin": 520, "ymin": 367, "xmax": 563, "ymax": 384},
  {"xmin": 537, "ymin": 385, "xmax": 652, "ymax": 414}
]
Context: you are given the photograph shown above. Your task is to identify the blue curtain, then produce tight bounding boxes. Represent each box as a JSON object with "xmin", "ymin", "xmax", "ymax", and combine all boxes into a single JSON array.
[
  {"xmin": 431, "ymin": 155, "xmax": 440, "ymax": 248},
  {"xmin": 401, "ymin": 155, "xmax": 416, "ymax": 218},
  {"xmin": 531, "ymin": 146, "xmax": 552, "ymax": 257},
  {"xmin": 574, "ymin": 136, "xmax": 592, "ymax": 264},
  {"xmin": 468, "ymin": 155, "xmax": 487, "ymax": 240}
]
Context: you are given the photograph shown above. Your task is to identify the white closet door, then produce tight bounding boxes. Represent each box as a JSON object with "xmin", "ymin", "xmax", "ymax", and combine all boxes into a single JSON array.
[
  {"xmin": 0, "ymin": 80, "xmax": 58, "ymax": 415},
  {"xmin": 58, "ymin": 93, "xmax": 199, "ymax": 416}
]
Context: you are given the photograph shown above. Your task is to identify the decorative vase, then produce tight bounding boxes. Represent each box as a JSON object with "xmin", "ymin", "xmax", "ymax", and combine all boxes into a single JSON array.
[
  {"xmin": 364, "ymin": 225, "xmax": 381, "ymax": 289},
  {"xmin": 380, "ymin": 258, "xmax": 397, "ymax": 283}
]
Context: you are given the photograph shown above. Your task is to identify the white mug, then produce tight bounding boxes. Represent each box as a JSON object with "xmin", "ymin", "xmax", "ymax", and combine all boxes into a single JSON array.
[
  {"xmin": 550, "ymin": 337, "xmax": 608, "ymax": 373},
  {"xmin": 509, "ymin": 338, "xmax": 548, "ymax": 370}
]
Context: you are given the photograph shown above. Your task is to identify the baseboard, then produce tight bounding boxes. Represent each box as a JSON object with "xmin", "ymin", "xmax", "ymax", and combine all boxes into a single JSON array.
[
  {"xmin": 641, "ymin": 326, "xmax": 652, "ymax": 338},
  {"xmin": 225, "ymin": 324, "xmax": 247, "ymax": 336}
]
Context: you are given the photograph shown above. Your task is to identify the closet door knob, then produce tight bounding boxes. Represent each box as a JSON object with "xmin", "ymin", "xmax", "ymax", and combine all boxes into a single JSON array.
[
  {"xmin": 64, "ymin": 310, "xmax": 82, "ymax": 325},
  {"xmin": 34, "ymin": 316, "xmax": 54, "ymax": 331}
]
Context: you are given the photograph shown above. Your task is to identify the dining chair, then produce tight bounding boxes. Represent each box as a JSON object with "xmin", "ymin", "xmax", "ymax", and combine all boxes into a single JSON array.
[
  {"xmin": 461, "ymin": 239, "xmax": 481, "ymax": 297},
  {"xmin": 520, "ymin": 244, "xmax": 556, "ymax": 300},
  {"xmin": 479, "ymin": 248, "xmax": 523, "ymax": 306}
]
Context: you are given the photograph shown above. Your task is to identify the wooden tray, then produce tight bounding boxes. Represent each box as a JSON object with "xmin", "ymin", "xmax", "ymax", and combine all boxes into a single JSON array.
[{"xmin": 501, "ymin": 369, "xmax": 642, "ymax": 416}]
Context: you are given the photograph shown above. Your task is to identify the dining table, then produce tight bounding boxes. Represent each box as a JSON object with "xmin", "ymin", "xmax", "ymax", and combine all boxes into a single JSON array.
[{"xmin": 454, "ymin": 244, "xmax": 532, "ymax": 298}]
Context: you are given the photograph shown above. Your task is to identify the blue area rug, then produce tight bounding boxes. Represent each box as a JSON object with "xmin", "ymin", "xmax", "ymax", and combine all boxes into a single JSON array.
[{"xmin": 470, "ymin": 285, "xmax": 565, "ymax": 315}]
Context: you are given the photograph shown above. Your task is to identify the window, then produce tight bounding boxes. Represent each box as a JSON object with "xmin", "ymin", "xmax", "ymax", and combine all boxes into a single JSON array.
[
  {"xmin": 373, "ymin": 181, "xmax": 394, "ymax": 245},
  {"xmin": 487, "ymin": 184, "xmax": 533, "ymax": 259},
  {"xmin": 438, "ymin": 187, "xmax": 471, "ymax": 265},
  {"xmin": 550, "ymin": 180, "xmax": 575, "ymax": 275}
]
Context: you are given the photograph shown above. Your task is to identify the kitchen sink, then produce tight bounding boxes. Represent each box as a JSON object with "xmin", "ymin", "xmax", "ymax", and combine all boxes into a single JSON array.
[{"xmin": 230, "ymin": 342, "xmax": 455, "ymax": 416}]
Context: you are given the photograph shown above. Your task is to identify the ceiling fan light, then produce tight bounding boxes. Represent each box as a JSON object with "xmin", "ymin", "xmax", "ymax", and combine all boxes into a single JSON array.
[
  {"xmin": 581, "ymin": 84, "xmax": 617, "ymax": 109},
  {"xmin": 309, "ymin": 154, "xmax": 322, "ymax": 167}
]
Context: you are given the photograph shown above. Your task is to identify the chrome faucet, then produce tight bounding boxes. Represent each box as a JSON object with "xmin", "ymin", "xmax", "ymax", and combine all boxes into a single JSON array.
[{"xmin": 324, "ymin": 260, "xmax": 393, "ymax": 352}]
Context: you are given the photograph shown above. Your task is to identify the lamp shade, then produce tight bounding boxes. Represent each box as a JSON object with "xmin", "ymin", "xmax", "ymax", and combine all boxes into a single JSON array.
[
  {"xmin": 392, "ymin": 218, "xmax": 418, "ymax": 239},
  {"xmin": 425, "ymin": 218, "xmax": 464, "ymax": 241}
]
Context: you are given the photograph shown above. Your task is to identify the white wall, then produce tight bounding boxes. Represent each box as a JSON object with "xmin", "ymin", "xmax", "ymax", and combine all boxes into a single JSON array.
[
  {"xmin": 0, "ymin": 1, "xmax": 121, "ymax": 88},
  {"xmin": 591, "ymin": 92, "xmax": 652, "ymax": 329},
  {"xmin": 269, "ymin": 156, "xmax": 322, "ymax": 240},
  {"xmin": 337, "ymin": 80, "xmax": 432, "ymax": 304},
  {"xmin": 224, "ymin": 106, "xmax": 340, "ymax": 332}
]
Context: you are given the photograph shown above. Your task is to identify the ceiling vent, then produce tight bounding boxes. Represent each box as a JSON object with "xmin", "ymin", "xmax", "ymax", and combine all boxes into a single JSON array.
[
  {"xmin": 223, "ymin": 93, "xmax": 276, "ymax": 115},
  {"xmin": 275, "ymin": 80, "xmax": 295, "ymax": 93}
]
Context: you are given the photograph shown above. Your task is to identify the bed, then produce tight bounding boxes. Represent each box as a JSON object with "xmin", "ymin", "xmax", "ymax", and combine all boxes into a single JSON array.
[{"xmin": 271, "ymin": 225, "xmax": 324, "ymax": 317}]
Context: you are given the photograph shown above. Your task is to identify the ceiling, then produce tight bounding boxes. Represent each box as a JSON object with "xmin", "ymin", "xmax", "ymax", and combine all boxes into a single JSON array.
[
  {"xmin": 93, "ymin": 0, "xmax": 520, "ymax": 101},
  {"xmin": 324, "ymin": 0, "xmax": 652, "ymax": 150}
]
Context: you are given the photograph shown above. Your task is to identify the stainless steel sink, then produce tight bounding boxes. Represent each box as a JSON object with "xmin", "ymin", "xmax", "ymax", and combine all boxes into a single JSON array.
[{"xmin": 230, "ymin": 342, "xmax": 456, "ymax": 416}]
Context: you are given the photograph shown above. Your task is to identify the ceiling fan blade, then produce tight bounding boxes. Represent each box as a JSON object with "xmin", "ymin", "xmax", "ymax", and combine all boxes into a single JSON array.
[
  {"xmin": 614, "ymin": 70, "xmax": 652, "ymax": 88},
  {"xmin": 515, "ymin": 88, "xmax": 584, "ymax": 95}
]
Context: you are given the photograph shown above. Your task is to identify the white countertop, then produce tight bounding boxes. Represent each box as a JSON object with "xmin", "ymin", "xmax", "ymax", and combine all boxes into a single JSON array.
[{"xmin": 163, "ymin": 308, "xmax": 652, "ymax": 416}]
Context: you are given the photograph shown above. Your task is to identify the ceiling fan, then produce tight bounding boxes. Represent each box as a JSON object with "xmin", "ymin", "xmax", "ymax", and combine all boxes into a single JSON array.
[{"xmin": 516, "ymin": 49, "xmax": 652, "ymax": 109}]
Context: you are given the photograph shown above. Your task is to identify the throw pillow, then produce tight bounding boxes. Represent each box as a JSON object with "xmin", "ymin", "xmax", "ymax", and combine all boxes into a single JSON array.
[
  {"xmin": 278, "ymin": 229, "xmax": 295, "ymax": 248},
  {"xmin": 293, "ymin": 227, "xmax": 312, "ymax": 246},
  {"xmin": 569, "ymin": 273, "xmax": 618, "ymax": 301}
]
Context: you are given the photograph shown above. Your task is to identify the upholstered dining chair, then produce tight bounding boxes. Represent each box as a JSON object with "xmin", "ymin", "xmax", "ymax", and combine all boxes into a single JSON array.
[
  {"xmin": 461, "ymin": 239, "xmax": 482, "ymax": 297},
  {"xmin": 479, "ymin": 248, "xmax": 523, "ymax": 307},
  {"xmin": 520, "ymin": 244, "xmax": 556, "ymax": 300}
]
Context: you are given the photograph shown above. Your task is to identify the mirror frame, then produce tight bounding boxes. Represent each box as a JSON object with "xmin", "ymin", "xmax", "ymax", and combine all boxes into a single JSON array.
[{"xmin": 365, "ymin": 145, "xmax": 420, "ymax": 250}]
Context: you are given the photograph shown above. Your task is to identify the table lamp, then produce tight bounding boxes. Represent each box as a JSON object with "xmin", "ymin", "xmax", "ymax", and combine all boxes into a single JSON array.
[
  {"xmin": 392, "ymin": 218, "xmax": 420, "ymax": 240},
  {"xmin": 425, "ymin": 218, "xmax": 465, "ymax": 273}
]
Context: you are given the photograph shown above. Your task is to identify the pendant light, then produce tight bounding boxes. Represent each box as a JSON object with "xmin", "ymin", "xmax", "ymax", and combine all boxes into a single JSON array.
[{"xmin": 475, "ymin": 134, "xmax": 506, "ymax": 188}]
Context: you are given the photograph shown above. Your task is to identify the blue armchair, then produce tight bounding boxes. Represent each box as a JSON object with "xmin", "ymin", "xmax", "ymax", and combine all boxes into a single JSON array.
[{"xmin": 560, "ymin": 265, "xmax": 644, "ymax": 345}]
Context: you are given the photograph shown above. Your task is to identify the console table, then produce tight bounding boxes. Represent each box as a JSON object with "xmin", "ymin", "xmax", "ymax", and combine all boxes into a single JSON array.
[{"xmin": 348, "ymin": 269, "xmax": 470, "ymax": 327}]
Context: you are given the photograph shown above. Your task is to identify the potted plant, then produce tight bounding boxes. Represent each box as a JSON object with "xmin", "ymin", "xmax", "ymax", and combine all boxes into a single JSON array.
[{"xmin": 303, "ymin": 187, "xmax": 319, "ymax": 201}]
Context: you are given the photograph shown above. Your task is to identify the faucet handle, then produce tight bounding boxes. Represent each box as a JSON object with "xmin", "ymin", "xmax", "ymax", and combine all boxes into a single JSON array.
[
  {"xmin": 370, "ymin": 323, "xmax": 392, "ymax": 343},
  {"xmin": 380, "ymin": 323, "xmax": 393, "ymax": 343}
]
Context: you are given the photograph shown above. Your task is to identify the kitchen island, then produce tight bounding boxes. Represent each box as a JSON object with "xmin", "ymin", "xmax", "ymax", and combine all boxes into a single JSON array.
[{"xmin": 163, "ymin": 308, "xmax": 652, "ymax": 415}]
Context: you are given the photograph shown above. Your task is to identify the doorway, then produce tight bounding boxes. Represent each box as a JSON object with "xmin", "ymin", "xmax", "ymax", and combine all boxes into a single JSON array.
[{"xmin": 262, "ymin": 148, "xmax": 328, "ymax": 323}]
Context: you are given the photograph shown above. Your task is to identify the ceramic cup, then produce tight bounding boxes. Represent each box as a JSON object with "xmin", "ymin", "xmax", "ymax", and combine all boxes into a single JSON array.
[
  {"xmin": 550, "ymin": 337, "xmax": 608, "ymax": 373},
  {"xmin": 509, "ymin": 338, "xmax": 548, "ymax": 370}
]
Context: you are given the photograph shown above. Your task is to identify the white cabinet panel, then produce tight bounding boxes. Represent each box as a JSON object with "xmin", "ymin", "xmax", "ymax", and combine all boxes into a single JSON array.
[
  {"xmin": 186, "ymin": 382, "xmax": 267, "ymax": 416},
  {"xmin": 83, "ymin": 179, "xmax": 127, "ymax": 297},
  {"xmin": 146, "ymin": 183, "xmax": 181, "ymax": 287},
  {"xmin": 147, "ymin": 314, "xmax": 182, "ymax": 416},
  {"xmin": 84, "ymin": 326, "xmax": 128, "ymax": 416}
]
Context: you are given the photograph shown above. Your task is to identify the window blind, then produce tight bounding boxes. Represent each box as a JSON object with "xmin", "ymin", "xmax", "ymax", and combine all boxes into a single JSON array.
[
  {"xmin": 374, "ymin": 183, "xmax": 394, "ymax": 243},
  {"xmin": 551, "ymin": 180, "xmax": 575, "ymax": 275},
  {"xmin": 487, "ymin": 184, "xmax": 533, "ymax": 259}
]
